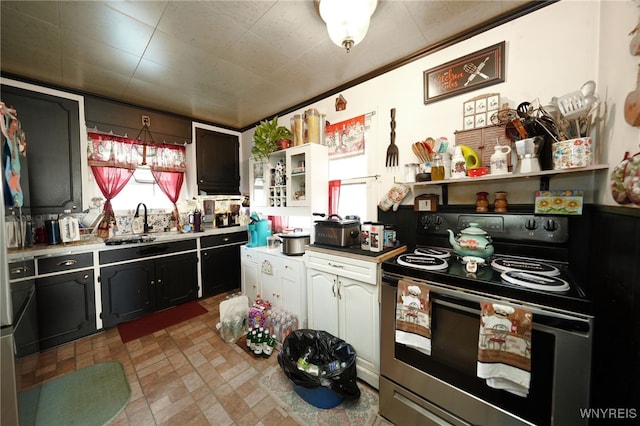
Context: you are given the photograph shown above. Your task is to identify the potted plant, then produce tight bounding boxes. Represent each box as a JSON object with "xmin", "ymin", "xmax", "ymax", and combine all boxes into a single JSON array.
[{"xmin": 251, "ymin": 116, "xmax": 292, "ymax": 162}]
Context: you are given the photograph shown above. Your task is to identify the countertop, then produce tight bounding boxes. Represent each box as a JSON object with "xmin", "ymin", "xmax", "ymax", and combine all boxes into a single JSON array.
[
  {"xmin": 7, "ymin": 225, "xmax": 247, "ymax": 261},
  {"xmin": 306, "ymin": 243, "xmax": 407, "ymax": 263}
]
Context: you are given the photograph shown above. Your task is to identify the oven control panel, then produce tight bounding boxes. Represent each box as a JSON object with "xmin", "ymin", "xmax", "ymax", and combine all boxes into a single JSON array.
[{"xmin": 418, "ymin": 213, "xmax": 568, "ymax": 243}]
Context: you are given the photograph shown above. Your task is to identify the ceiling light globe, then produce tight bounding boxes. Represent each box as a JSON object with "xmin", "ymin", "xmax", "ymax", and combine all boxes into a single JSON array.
[{"xmin": 319, "ymin": 0, "xmax": 378, "ymax": 52}]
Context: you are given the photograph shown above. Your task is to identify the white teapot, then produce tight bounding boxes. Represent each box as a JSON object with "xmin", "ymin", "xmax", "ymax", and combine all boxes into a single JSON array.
[{"xmin": 490, "ymin": 145, "xmax": 511, "ymax": 175}]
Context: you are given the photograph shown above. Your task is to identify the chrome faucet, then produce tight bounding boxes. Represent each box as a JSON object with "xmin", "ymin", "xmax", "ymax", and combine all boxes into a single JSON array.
[{"xmin": 134, "ymin": 202, "xmax": 150, "ymax": 234}]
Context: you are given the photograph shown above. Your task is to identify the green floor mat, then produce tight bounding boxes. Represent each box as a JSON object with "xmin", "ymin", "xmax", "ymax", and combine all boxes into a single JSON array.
[{"xmin": 18, "ymin": 361, "xmax": 131, "ymax": 426}]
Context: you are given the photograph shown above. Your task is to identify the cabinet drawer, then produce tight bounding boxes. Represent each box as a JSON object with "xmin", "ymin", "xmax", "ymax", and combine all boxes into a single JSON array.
[
  {"xmin": 37, "ymin": 252, "xmax": 93, "ymax": 275},
  {"xmin": 9, "ymin": 259, "xmax": 35, "ymax": 281},
  {"xmin": 201, "ymin": 231, "xmax": 247, "ymax": 248},
  {"xmin": 99, "ymin": 239, "xmax": 196, "ymax": 264},
  {"xmin": 306, "ymin": 251, "xmax": 377, "ymax": 285}
]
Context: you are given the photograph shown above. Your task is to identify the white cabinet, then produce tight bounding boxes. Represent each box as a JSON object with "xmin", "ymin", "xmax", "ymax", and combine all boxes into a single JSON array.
[
  {"xmin": 249, "ymin": 143, "xmax": 328, "ymax": 215},
  {"xmin": 240, "ymin": 246, "xmax": 308, "ymax": 328},
  {"xmin": 306, "ymin": 250, "xmax": 380, "ymax": 389},
  {"xmin": 240, "ymin": 246, "xmax": 259, "ymax": 303}
]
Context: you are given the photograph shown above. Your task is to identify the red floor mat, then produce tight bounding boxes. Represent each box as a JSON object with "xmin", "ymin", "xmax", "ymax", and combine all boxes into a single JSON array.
[{"xmin": 117, "ymin": 301, "xmax": 208, "ymax": 343}]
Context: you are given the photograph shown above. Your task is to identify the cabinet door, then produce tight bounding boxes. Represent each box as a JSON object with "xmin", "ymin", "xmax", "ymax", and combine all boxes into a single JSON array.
[
  {"xmin": 338, "ymin": 277, "xmax": 379, "ymax": 375},
  {"xmin": 196, "ymin": 127, "xmax": 240, "ymax": 195},
  {"xmin": 100, "ymin": 261, "xmax": 155, "ymax": 328},
  {"xmin": 307, "ymin": 268, "xmax": 339, "ymax": 336},
  {"xmin": 36, "ymin": 270, "xmax": 96, "ymax": 350},
  {"xmin": 259, "ymin": 256, "xmax": 280, "ymax": 307},
  {"xmin": 1, "ymin": 84, "xmax": 82, "ymax": 213},
  {"xmin": 241, "ymin": 248, "xmax": 259, "ymax": 303},
  {"xmin": 156, "ymin": 252, "xmax": 198, "ymax": 309},
  {"xmin": 279, "ymin": 259, "xmax": 306, "ymax": 328},
  {"xmin": 201, "ymin": 245, "xmax": 241, "ymax": 298}
]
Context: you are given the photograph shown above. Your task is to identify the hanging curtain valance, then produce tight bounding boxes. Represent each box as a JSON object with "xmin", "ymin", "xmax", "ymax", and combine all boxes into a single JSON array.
[{"xmin": 87, "ymin": 132, "xmax": 186, "ymax": 172}]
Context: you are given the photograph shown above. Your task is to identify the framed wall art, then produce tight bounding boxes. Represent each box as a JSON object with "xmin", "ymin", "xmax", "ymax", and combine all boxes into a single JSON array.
[
  {"xmin": 423, "ymin": 41, "xmax": 505, "ymax": 104},
  {"xmin": 462, "ymin": 93, "xmax": 500, "ymax": 130}
]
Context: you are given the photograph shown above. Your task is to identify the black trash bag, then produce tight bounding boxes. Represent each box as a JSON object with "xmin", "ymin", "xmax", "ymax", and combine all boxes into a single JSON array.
[{"xmin": 278, "ymin": 329, "xmax": 361, "ymax": 400}]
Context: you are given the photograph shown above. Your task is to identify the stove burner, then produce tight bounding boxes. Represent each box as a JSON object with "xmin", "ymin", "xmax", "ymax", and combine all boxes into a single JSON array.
[
  {"xmin": 397, "ymin": 254, "xmax": 448, "ymax": 271},
  {"xmin": 501, "ymin": 271, "xmax": 570, "ymax": 292},
  {"xmin": 414, "ymin": 247, "xmax": 451, "ymax": 258},
  {"xmin": 491, "ymin": 257, "xmax": 560, "ymax": 276}
]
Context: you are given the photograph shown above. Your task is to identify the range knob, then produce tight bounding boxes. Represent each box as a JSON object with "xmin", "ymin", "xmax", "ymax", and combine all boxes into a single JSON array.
[
  {"xmin": 543, "ymin": 219, "xmax": 559, "ymax": 232},
  {"xmin": 524, "ymin": 218, "xmax": 538, "ymax": 230}
]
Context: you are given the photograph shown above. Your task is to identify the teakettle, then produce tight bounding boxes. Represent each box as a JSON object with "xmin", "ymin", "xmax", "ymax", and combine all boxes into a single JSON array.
[{"xmin": 447, "ymin": 223, "xmax": 494, "ymax": 259}]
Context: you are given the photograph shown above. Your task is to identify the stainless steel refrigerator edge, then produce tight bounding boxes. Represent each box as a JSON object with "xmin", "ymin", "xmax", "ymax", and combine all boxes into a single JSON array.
[{"xmin": 1, "ymin": 185, "xmax": 20, "ymax": 425}]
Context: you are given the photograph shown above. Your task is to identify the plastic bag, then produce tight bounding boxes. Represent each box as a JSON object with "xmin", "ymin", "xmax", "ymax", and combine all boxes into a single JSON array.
[
  {"xmin": 277, "ymin": 329, "xmax": 360, "ymax": 400},
  {"xmin": 217, "ymin": 294, "xmax": 248, "ymax": 343}
]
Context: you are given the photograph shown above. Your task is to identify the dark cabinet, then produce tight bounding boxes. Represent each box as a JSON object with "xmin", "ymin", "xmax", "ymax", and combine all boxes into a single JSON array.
[
  {"xmin": 1, "ymin": 83, "xmax": 82, "ymax": 214},
  {"xmin": 155, "ymin": 252, "xmax": 199, "ymax": 308},
  {"xmin": 100, "ymin": 260, "xmax": 155, "ymax": 328},
  {"xmin": 196, "ymin": 127, "xmax": 240, "ymax": 195},
  {"xmin": 201, "ymin": 232, "xmax": 247, "ymax": 298},
  {"xmin": 35, "ymin": 270, "xmax": 96, "ymax": 350},
  {"xmin": 99, "ymin": 240, "xmax": 198, "ymax": 328}
]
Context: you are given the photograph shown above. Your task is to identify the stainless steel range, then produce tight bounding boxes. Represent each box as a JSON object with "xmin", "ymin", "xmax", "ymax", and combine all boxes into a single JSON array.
[{"xmin": 379, "ymin": 212, "xmax": 593, "ymax": 426}]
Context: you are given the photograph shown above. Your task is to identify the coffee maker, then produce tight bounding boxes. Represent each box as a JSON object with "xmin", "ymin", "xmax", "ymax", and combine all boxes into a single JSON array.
[
  {"xmin": 246, "ymin": 213, "xmax": 271, "ymax": 247},
  {"xmin": 514, "ymin": 136, "xmax": 543, "ymax": 173}
]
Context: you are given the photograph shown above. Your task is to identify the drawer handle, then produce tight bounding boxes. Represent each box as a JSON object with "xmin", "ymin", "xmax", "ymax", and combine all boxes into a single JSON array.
[
  {"xmin": 223, "ymin": 237, "xmax": 230, "ymax": 242},
  {"xmin": 57, "ymin": 259, "xmax": 78, "ymax": 267},
  {"xmin": 10, "ymin": 266, "xmax": 30, "ymax": 274},
  {"xmin": 328, "ymin": 262, "xmax": 344, "ymax": 269}
]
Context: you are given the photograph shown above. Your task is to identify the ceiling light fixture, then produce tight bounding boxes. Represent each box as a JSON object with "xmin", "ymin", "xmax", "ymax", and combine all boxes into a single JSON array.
[{"xmin": 318, "ymin": 0, "xmax": 378, "ymax": 53}]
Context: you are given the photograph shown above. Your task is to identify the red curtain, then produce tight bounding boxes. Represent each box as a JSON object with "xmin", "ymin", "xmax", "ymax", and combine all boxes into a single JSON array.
[
  {"xmin": 91, "ymin": 166, "xmax": 134, "ymax": 239},
  {"xmin": 152, "ymin": 170, "xmax": 184, "ymax": 230},
  {"xmin": 329, "ymin": 180, "xmax": 341, "ymax": 216}
]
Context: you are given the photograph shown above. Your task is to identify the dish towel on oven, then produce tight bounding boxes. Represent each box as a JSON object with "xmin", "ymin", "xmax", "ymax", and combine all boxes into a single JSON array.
[
  {"xmin": 477, "ymin": 302, "xmax": 533, "ymax": 397},
  {"xmin": 395, "ymin": 280, "xmax": 432, "ymax": 355}
]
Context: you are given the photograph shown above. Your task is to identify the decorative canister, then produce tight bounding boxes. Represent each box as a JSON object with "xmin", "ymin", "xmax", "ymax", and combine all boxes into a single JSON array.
[
  {"xmin": 304, "ymin": 108, "xmax": 321, "ymax": 144},
  {"xmin": 383, "ymin": 224, "xmax": 396, "ymax": 248},
  {"xmin": 360, "ymin": 221, "xmax": 371, "ymax": 250},
  {"xmin": 551, "ymin": 137, "xmax": 593, "ymax": 169},
  {"xmin": 291, "ymin": 114, "xmax": 304, "ymax": 146},
  {"xmin": 494, "ymin": 191, "xmax": 508, "ymax": 213},
  {"xmin": 369, "ymin": 222, "xmax": 383, "ymax": 252}
]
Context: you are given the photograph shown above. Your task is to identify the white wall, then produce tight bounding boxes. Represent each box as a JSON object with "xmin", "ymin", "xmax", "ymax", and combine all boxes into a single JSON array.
[{"xmin": 241, "ymin": 0, "xmax": 640, "ymax": 210}]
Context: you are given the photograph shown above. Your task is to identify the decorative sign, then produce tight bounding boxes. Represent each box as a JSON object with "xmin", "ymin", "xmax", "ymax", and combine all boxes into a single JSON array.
[
  {"xmin": 325, "ymin": 114, "xmax": 366, "ymax": 159},
  {"xmin": 423, "ymin": 42, "xmax": 505, "ymax": 104}
]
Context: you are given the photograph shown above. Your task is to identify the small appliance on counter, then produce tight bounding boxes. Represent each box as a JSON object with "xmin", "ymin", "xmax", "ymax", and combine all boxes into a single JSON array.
[
  {"xmin": 246, "ymin": 213, "xmax": 271, "ymax": 247},
  {"xmin": 312, "ymin": 213, "xmax": 360, "ymax": 248}
]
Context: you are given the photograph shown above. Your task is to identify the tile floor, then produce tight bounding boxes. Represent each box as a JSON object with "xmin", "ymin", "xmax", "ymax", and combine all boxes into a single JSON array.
[{"xmin": 16, "ymin": 292, "xmax": 392, "ymax": 425}]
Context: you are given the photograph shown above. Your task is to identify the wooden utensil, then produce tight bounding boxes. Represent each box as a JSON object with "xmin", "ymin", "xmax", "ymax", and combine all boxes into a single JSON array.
[
  {"xmin": 624, "ymin": 66, "xmax": 640, "ymax": 127},
  {"xmin": 386, "ymin": 108, "xmax": 399, "ymax": 166}
]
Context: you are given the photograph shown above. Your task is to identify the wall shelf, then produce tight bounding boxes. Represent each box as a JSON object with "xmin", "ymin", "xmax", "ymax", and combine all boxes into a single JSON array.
[{"xmin": 404, "ymin": 164, "xmax": 610, "ymax": 205}]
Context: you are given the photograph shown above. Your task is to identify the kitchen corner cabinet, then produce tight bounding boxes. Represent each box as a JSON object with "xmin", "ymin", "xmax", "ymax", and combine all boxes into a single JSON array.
[
  {"xmin": 195, "ymin": 127, "xmax": 240, "ymax": 195},
  {"xmin": 240, "ymin": 247, "xmax": 308, "ymax": 329},
  {"xmin": 249, "ymin": 143, "xmax": 328, "ymax": 214},
  {"xmin": 200, "ymin": 231, "xmax": 247, "ymax": 298},
  {"xmin": 306, "ymin": 251, "xmax": 380, "ymax": 389},
  {"xmin": 99, "ymin": 240, "xmax": 198, "ymax": 328}
]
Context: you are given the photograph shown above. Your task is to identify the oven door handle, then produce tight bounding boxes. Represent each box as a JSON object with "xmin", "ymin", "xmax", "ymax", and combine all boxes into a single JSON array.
[{"xmin": 434, "ymin": 293, "xmax": 591, "ymax": 333}]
